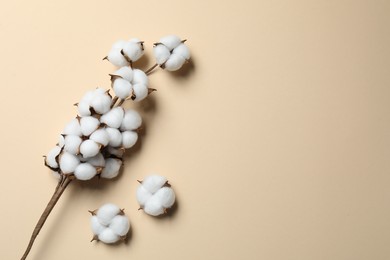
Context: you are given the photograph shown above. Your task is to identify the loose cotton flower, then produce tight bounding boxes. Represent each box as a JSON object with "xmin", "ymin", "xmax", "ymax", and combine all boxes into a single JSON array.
[
  {"xmin": 106, "ymin": 38, "xmax": 144, "ymax": 67},
  {"xmin": 136, "ymin": 175, "xmax": 176, "ymax": 216},
  {"xmin": 90, "ymin": 203, "xmax": 130, "ymax": 244},
  {"xmin": 111, "ymin": 67, "xmax": 150, "ymax": 102},
  {"xmin": 153, "ymin": 35, "xmax": 190, "ymax": 71}
]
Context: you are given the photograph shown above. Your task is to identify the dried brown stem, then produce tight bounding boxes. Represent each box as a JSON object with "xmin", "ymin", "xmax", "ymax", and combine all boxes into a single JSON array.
[
  {"xmin": 111, "ymin": 96, "xmax": 119, "ymax": 108},
  {"xmin": 145, "ymin": 63, "xmax": 159, "ymax": 75},
  {"xmin": 20, "ymin": 176, "xmax": 73, "ymax": 260}
]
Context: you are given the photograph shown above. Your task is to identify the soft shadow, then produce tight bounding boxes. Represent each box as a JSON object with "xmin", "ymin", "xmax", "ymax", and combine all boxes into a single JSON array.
[
  {"xmin": 169, "ymin": 58, "xmax": 196, "ymax": 79},
  {"xmin": 132, "ymin": 54, "xmax": 150, "ymax": 71}
]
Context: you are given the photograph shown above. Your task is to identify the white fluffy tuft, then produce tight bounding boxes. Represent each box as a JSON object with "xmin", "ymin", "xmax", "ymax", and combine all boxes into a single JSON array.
[
  {"xmin": 112, "ymin": 66, "xmax": 133, "ymax": 82},
  {"xmin": 153, "ymin": 44, "xmax": 170, "ymax": 65},
  {"xmin": 164, "ymin": 53, "xmax": 186, "ymax": 71},
  {"xmin": 59, "ymin": 152, "xmax": 80, "ymax": 174},
  {"xmin": 96, "ymin": 203, "xmax": 121, "ymax": 226},
  {"xmin": 159, "ymin": 35, "xmax": 182, "ymax": 51},
  {"xmin": 121, "ymin": 109, "xmax": 142, "ymax": 131},
  {"xmin": 80, "ymin": 140, "xmax": 100, "ymax": 158},
  {"xmin": 89, "ymin": 129, "xmax": 109, "ymax": 146},
  {"xmin": 173, "ymin": 43, "xmax": 190, "ymax": 60},
  {"xmin": 122, "ymin": 41, "xmax": 143, "ymax": 62},
  {"xmin": 74, "ymin": 163, "xmax": 97, "ymax": 180},
  {"xmin": 132, "ymin": 69, "xmax": 149, "ymax": 86},
  {"xmin": 98, "ymin": 228, "xmax": 120, "ymax": 244},
  {"xmin": 132, "ymin": 83, "xmax": 148, "ymax": 102},
  {"xmin": 64, "ymin": 135, "xmax": 82, "ymax": 154},
  {"xmin": 142, "ymin": 175, "xmax": 167, "ymax": 193},
  {"xmin": 80, "ymin": 116, "xmax": 100, "ymax": 136},
  {"xmin": 107, "ymin": 48, "xmax": 129, "ymax": 67},
  {"xmin": 100, "ymin": 107, "xmax": 124, "ymax": 129},
  {"xmin": 87, "ymin": 153, "xmax": 105, "ymax": 167},
  {"xmin": 121, "ymin": 131, "xmax": 138, "ymax": 149},
  {"xmin": 91, "ymin": 215, "xmax": 106, "ymax": 235},
  {"xmin": 109, "ymin": 215, "xmax": 130, "ymax": 236},
  {"xmin": 46, "ymin": 146, "xmax": 62, "ymax": 168},
  {"xmin": 63, "ymin": 118, "xmax": 82, "ymax": 136},
  {"xmin": 101, "ymin": 158, "xmax": 122, "ymax": 179},
  {"xmin": 90, "ymin": 90, "xmax": 112, "ymax": 114},
  {"xmin": 106, "ymin": 127, "xmax": 122, "ymax": 147},
  {"xmin": 113, "ymin": 78, "xmax": 132, "ymax": 100}
]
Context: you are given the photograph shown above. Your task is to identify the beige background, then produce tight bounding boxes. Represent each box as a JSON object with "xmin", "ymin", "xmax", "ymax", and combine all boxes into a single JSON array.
[{"xmin": 0, "ymin": 0, "xmax": 389, "ymax": 259}]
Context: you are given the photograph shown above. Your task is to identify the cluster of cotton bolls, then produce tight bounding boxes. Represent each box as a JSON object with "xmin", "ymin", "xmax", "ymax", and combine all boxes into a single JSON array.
[
  {"xmin": 153, "ymin": 35, "xmax": 190, "ymax": 71},
  {"xmin": 90, "ymin": 203, "xmax": 130, "ymax": 244},
  {"xmin": 44, "ymin": 87, "xmax": 142, "ymax": 181}
]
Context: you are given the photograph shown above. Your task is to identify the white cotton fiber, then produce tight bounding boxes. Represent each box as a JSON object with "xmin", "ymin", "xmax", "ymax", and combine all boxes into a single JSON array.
[
  {"xmin": 112, "ymin": 66, "xmax": 133, "ymax": 82},
  {"xmin": 107, "ymin": 147, "xmax": 125, "ymax": 158},
  {"xmin": 164, "ymin": 53, "xmax": 186, "ymax": 71},
  {"xmin": 173, "ymin": 43, "xmax": 190, "ymax": 60},
  {"xmin": 106, "ymin": 127, "xmax": 122, "ymax": 147},
  {"xmin": 77, "ymin": 101, "xmax": 91, "ymax": 117},
  {"xmin": 132, "ymin": 83, "xmax": 148, "ymax": 101},
  {"xmin": 90, "ymin": 92, "xmax": 112, "ymax": 114},
  {"xmin": 80, "ymin": 116, "xmax": 100, "ymax": 136},
  {"xmin": 98, "ymin": 228, "xmax": 120, "ymax": 244},
  {"xmin": 64, "ymin": 135, "xmax": 82, "ymax": 154},
  {"xmin": 74, "ymin": 163, "xmax": 97, "ymax": 180},
  {"xmin": 80, "ymin": 90, "xmax": 96, "ymax": 104},
  {"xmin": 100, "ymin": 107, "xmax": 124, "ymax": 129},
  {"xmin": 144, "ymin": 196, "xmax": 165, "ymax": 216},
  {"xmin": 87, "ymin": 153, "xmax": 105, "ymax": 167},
  {"xmin": 59, "ymin": 152, "xmax": 80, "ymax": 174},
  {"xmin": 108, "ymin": 48, "xmax": 129, "ymax": 67},
  {"xmin": 123, "ymin": 41, "xmax": 143, "ymax": 62},
  {"xmin": 46, "ymin": 146, "xmax": 62, "ymax": 168},
  {"xmin": 136, "ymin": 185, "xmax": 152, "ymax": 207},
  {"xmin": 101, "ymin": 158, "xmax": 122, "ymax": 179},
  {"xmin": 97, "ymin": 203, "xmax": 121, "ymax": 226},
  {"xmin": 63, "ymin": 118, "xmax": 82, "ymax": 136},
  {"xmin": 142, "ymin": 175, "xmax": 167, "ymax": 193},
  {"xmin": 89, "ymin": 129, "xmax": 109, "ymax": 146},
  {"xmin": 109, "ymin": 215, "xmax": 130, "ymax": 236},
  {"xmin": 153, "ymin": 44, "xmax": 170, "ymax": 65},
  {"xmin": 159, "ymin": 35, "xmax": 182, "ymax": 51},
  {"xmin": 80, "ymin": 140, "xmax": 100, "ymax": 158},
  {"xmin": 113, "ymin": 78, "xmax": 132, "ymax": 100},
  {"xmin": 132, "ymin": 69, "xmax": 149, "ymax": 85},
  {"xmin": 90, "ymin": 215, "xmax": 106, "ymax": 235},
  {"xmin": 154, "ymin": 187, "xmax": 176, "ymax": 208},
  {"xmin": 121, "ymin": 131, "xmax": 138, "ymax": 149},
  {"xmin": 121, "ymin": 109, "xmax": 142, "ymax": 131}
]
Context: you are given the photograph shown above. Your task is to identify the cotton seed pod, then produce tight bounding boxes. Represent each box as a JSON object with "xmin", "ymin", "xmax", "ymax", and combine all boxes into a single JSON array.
[
  {"xmin": 113, "ymin": 78, "xmax": 132, "ymax": 100},
  {"xmin": 159, "ymin": 35, "xmax": 182, "ymax": 51},
  {"xmin": 122, "ymin": 38, "xmax": 144, "ymax": 62},
  {"xmin": 105, "ymin": 127, "xmax": 122, "ymax": 147},
  {"xmin": 64, "ymin": 135, "xmax": 82, "ymax": 154},
  {"xmin": 120, "ymin": 109, "xmax": 142, "ymax": 131},
  {"xmin": 90, "ymin": 203, "xmax": 130, "ymax": 244},
  {"xmin": 45, "ymin": 146, "xmax": 62, "ymax": 169},
  {"xmin": 107, "ymin": 48, "xmax": 129, "ymax": 67},
  {"xmin": 63, "ymin": 118, "xmax": 82, "ymax": 136},
  {"xmin": 136, "ymin": 175, "xmax": 176, "ymax": 216},
  {"xmin": 80, "ymin": 140, "xmax": 101, "ymax": 158},
  {"xmin": 80, "ymin": 116, "xmax": 100, "ymax": 136},
  {"xmin": 59, "ymin": 152, "xmax": 80, "ymax": 174},
  {"xmin": 111, "ymin": 66, "xmax": 133, "ymax": 82},
  {"xmin": 90, "ymin": 90, "xmax": 112, "ymax": 115},
  {"xmin": 74, "ymin": 163, "xmax": 97, "ymax": 180},
  {"xmin": 101, "ymin": 158, "xmax": 122, "ymax": 179},
  {"xmin": 89, "ymin": 129, "xmax": 109, "ymax": 146},
  {"xmin": 100, "ymin": 107, "xmax": 124, "ymax": 129},
  {"xmin": 121, "ymin": 131, "xmax": 138, "ymax": 149}
]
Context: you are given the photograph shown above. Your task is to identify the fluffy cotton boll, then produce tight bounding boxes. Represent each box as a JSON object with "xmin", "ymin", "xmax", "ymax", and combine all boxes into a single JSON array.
[
  {"xmin": 90, "ymin": 92, "xmax": 112, "ymax": 115},
  {"xmin": 164, "ymin": 53, "xmax": 186, "ymax": 71},
  {"xmin": 64, "ymin": 135, "xmax": 82, "ymax": 154},
  {"xmin": 159, "ymin": 35, "xmax": 182, "ymax": 51},
  {"xmin": 113, "ymin": 78, "xmax": 132, "ymax": 100},
  {"xmin": 80, "ymin": 116, "xmax": 100, "ymax": 136},
  {"xmin": 122, "ymin": 131, "xmax": 138, "ymax": 149},
  {"xmin": 173, "ymin": 43, "xmax": 190, "ymax": 60},
  {"xmin": 87, "ymin": 153, "xmax": 105, "ymax": 167},
  {"xmin": 59, "ymin": 152, "xmax": 80, "ymax": 174},
  {"xmin": 136, "ymin": 186, "xmax": 152, "ymax": 207},
  {"xmin": 107, "ymin": 48, "xmax": 129, "ymax": 67},
  {"xmin": 46, "ymin": 146, "xmax": 62, "ymax": 168},
  {"xmin": 112, "ymin": 66, "xmax": 133, "ymax": 82},
  {"xmin": 74, "ymin": 163, "xmax": 97, "ymax": 180},
  {"xmin": 144, "ymin": 196, "xmax": 165, "ymax": 216},
  {"xmin": 106, "ymin": 128, "xmax": 122, "ymax": 147},
  {"xmin": 122, "ymin": 41, "xmax": 143, "ymax": 62},
  {"xmin": 154, "ymin": 187, "xmax": 176, "ymax": 208},
  {"xmin": 132, "ymin": 83, "xmax": 148, "ymax": 102},
  {"xmin": 91, "ymin": 216, "xmax": 106, "ymax": 235},
  {"xmin": 58, "ymin": 135, "xmax": 65, "ymax": 148},
  {"xmin": 109, "ymin": 215, "xmax": 130, "ymax": 236},
  {"xmin": 80, "ymin": 90, "xmax": 95, "ymax": 104},
  {"xmin": 89, "ymin": 129, "xmax": 109, "ymax": 146},
  {"xmin": 101, "ymin": 158, "xmax": 122, "ymax": 179},
  {"xmin": 121, "ymin": 109, "xmax": 142, "ymax": 131},
  {"xmin": 98, "ymin": 228, "xmax": 120, "ymax": 244},
  {"xmin": 80, "ymin": 140, "xmax": 100, "ymax": 158},
  {"xmin": 97, "ymin": 203, "xmax": 121, "ymax": 226},
  {"xmin": 78, "ymin": 101, "xmax": 91, "ymax": 117},
  {"xmin": 132, "ymin": 69, "xmax": 148, "ymax": 86},
  {"xmin": 100, "ymin": 107, "xmax": 124, "ymax": 129},
  {"xmin": 142, "ymin": 175, "xmax": 167, "ymax": 194},
  {"xmin": 63, "ymin": 118, "xmax": 82, "ymax": 136},
  {"xmin": 153, "ymin": 44, "xmax": 170, "ymax": 65}
]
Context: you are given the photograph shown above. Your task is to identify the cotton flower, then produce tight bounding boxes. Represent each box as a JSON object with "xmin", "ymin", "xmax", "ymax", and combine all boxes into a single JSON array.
[
  {"xmin": 80, "ymin": 140, "xmax": 101, "ymax": 158},
  {"xmin": 45, "ymin": 146, "xmax": 62, "ymax": 169},
  {"xmin": 136, "ymin": 175, "xmax": 176, "ymax": 216},
  {"xmin": 106, "ymin": 38, "xmax": 144, "ymax": 67},
  {"xmin": 110, "ymin": 67, "xmax": 149, "ymax": 102},
  {"xmin": 105, "ymin": 127, "xmax": 122, "ymax": 147},
  {"xmin": 78, "ymin": 88, "xmax": 112, "ymax": 116},
  {"xmin": 64, "ymin": 135, "xmax": 82, "ymax": 154},
  {"xmin": 153, "ymin": 35, "xmax": 190, "ymax": 71},
  {"xmin": 120, "ymin": 109, "xmax": 142, "ymax": 131},
  {"xmin": 89, "ymin": 129, "xmax": 110, "ymax": 146},
  {"xmin": 63, "ymin": 118, "xmax": 82, "ymax": 136},
  {"xmin": 59, "ymin": 152, "xmax": 80, "ymax": 174},
  {"xmin": 100, "ymin": 107, "xmax": 124, "ymax": 129},
  {"xmin": 90, "ymin": 203, "xmax": 130, "ymax": 244},
  {"xmin": 74, "ymin": 163, "xmax": 97, "ymax": 180},
  {"xmin": 121, "ymin": 131, "xmax": 138, "ymax": 149}
]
